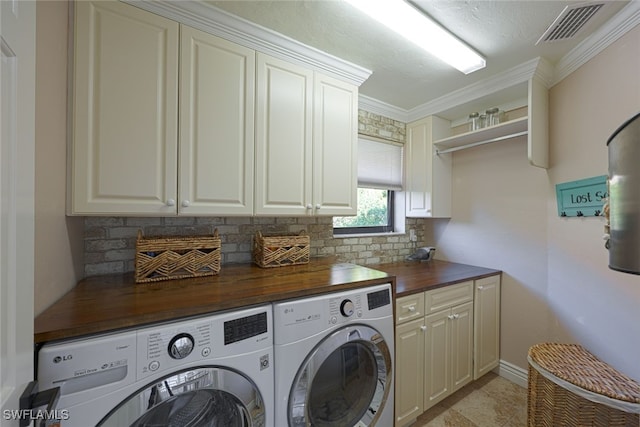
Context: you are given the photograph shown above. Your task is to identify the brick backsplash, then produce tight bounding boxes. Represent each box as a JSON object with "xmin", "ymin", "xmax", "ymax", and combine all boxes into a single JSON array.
[
  {"xmin": 82, "ymin": 216, "xmax": 426, "ymax": 277},
  {"xmin": 358, "ymin": 110, "xmax": 406, "ymax": 143}
]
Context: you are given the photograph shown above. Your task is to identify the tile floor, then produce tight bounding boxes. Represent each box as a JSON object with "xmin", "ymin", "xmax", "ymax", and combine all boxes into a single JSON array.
[{"xmin": 412, "ymin": 372, "xmax": 528, "ymax": 427}]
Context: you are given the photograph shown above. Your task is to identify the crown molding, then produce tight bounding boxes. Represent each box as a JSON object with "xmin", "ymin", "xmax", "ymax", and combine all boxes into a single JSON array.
[
  {"xmin": 553, "ymin": 0, "xmax": 640, "ymax": 85},
  {"xmin": 359, "ymin": 3, "xmax": 639, "ymax": 122},
  {"xmin": 359, "ymin": 58, "xmax": 552, "ymax": 123},
  {"xmin": 123, "ymin": 0, "xmax": 372, "ymax": 87},
  {"xmin": 358, "ymin": 95, "xmax": 410, "ymax": 122},
  {"xmin": 124, "ymin": 0, "xmax": 637, "ymax": 123},
  {"xmin": 405, "ymin": 57, "xmax": 550, "ymax": 122}
]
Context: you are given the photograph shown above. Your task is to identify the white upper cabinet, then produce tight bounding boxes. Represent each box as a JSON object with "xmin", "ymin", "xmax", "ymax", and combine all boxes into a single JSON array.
[
  {"xmin": 312, "ymin": 73, "xmax": 358, "ymax": 216},
  {"xmin": 405, "ymin": 116, "xmax": 452, "ymax": 218},
  {"xmin": 255, "ymin": 54, "xmax": 313, "ymax": 216},
  {"xmin": 179, "ymin": 26, "xmax": 255, "ymax": 215},
  {"xmin": 70, "ymin": 3, "xmax": 361, "ymax": 216},
  {"xmin": 70, "ymin": 1, "xmax": 179, "ymax": 215},
  {"xmin": 255, "ymin": 53, "xmax": 358, "ymax": 216}
]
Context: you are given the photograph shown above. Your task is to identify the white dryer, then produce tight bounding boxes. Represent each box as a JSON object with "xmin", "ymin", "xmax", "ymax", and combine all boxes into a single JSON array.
[
  {"xmin": 37, "ymin": 304, "xmax": 274, "ymax": 427},
  {"xmin": 273, "ymin": 283, "xmax": 394, "ymax": 427}
]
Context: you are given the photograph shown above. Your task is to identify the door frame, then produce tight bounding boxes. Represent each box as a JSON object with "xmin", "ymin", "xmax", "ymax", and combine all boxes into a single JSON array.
[{"xmin": 0, "ymin": 0, "xmax": 36, "ymax": 424}]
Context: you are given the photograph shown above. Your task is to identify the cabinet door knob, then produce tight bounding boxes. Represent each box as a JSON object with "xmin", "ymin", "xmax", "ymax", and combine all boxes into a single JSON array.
[
  {"xmin": 315, "ymin": 204, "xmax": 321, "ymax": 210},
  {"xmin": 408, "ymin": 306, "xmax": 416, "ymax": 312},
  {"xmin": 181, "ymin": 200, "xmax": 190, "ymax": 208},
  {"xmin": 420, "ymin": 325, "xmax": 427, "ymax": 331},
  {"xmin": 166, "ymin": 199, "xmax": 176, "ymax": 207},
  {"xmin": 447, "ymin": 314, "xmax": 455, "ymax": 320},
  {"xmin": 306, "ymin": 204, "xmax": 313, "ymax": 209},
  {"xmin": 453, "ymin": 314, "xmax": 460, "ymax": 319},
  {"xmin": 477, "ymin": 285, "xmax": 484, "ymax": 290}
]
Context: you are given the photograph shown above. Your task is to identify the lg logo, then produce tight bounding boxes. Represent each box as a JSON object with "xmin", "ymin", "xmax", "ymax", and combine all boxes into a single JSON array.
[{"xmin": 53, "ymin": 355, "xmax": 73, "ymax": 363}]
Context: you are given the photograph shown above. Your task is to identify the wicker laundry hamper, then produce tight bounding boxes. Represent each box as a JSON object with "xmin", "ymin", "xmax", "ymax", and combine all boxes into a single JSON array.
[{"xmin": 527, "ymin": 343, "xmax": 640, "ymax": 427}]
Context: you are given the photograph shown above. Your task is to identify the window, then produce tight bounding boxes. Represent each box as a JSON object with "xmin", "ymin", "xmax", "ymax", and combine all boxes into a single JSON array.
[
  {"xmin": 334, "ymin": 188, "xmax": 394, "ymax": 234},
  {"xmin": 333, "ymin": 136, "xmax": 403, "ymax": 235}
]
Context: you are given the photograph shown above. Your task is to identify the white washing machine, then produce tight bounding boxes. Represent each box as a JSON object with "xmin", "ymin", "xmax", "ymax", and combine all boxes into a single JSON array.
[
  {"xmin": 273, "ymin": 283, "xmax": 394, "ymax": 427},
  {"xmin": 37, "ymin": 304, "xmax": 274, "ymax": 427}
]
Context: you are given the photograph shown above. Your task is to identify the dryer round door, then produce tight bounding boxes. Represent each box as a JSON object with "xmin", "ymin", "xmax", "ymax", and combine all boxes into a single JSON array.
[
  {"xmin": 97, "ymin": 367, "xmax": 266, "ymax": 427},
  {"xmin": 288, "ymin": 324, "xmax": 392, "ymax": 427}
]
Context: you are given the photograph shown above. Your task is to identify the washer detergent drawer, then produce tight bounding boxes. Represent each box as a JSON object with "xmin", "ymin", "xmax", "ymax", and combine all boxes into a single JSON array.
[{"xmin": 37, "ymin": 331, "xmax": 137, "ymax": 408}]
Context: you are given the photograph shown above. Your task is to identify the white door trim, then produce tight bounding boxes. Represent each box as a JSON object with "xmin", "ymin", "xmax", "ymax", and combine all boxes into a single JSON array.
[{"xmin": 1, "ymin": 0, "xmax": 36, "ymax": 424}]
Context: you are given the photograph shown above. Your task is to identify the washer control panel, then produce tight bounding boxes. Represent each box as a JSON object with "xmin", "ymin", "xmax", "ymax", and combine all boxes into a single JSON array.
[
  {"xmin": 273, "ymin": 284, "xmax": 393, "ymax": 345},
  {"xmin": 168, "ymin": 333, "xmax": 195, "ymax": 359},
  {"xmin": 329, "ymin": 294, "xmax": 362, "ymax": 324},
  {"xmin": 340, "ymin": 299, "xmax": 355, "ymax": 317},
  {"xmin": 136, "ymin": 307, "xmax": 271, "ymax": 380},
  {"xmin": 137, "ymin": 320, "xmax": 212, "ymax": 380}
]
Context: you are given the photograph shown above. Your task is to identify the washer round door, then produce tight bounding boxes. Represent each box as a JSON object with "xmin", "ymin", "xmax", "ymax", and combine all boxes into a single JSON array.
[
  {"xmin": 288, "ymin": 324, "xmax": 392, "ymax": 427},
  {"xmin": 97, "ymin": 367, "xmax": 266, "ymax": 427}
]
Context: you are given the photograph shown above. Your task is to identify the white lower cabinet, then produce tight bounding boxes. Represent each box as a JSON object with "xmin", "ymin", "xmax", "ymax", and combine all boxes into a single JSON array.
[
  {"xmin": 473, "ymin": 275, "xmax": 502, "ymax": 379},
  {"xmin": 424, "ymin": 300, "xmax": 474, "ymax": 409},
  {"xmin": 395, "ymin": 318, "xmax": 426, "ymax": 426},
  {"xmin": 395, "ymin": 275, "xmax": 501, "ymax": 427}
]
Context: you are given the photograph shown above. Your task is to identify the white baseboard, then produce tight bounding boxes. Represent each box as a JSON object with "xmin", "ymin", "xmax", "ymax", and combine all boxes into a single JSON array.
[{"xmin": 495, "ymin": 359, "xmax": 528, "ymax": 389}]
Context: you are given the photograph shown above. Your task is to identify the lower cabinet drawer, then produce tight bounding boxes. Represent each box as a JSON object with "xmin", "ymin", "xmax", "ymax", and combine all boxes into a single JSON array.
[
  {"xmin": 396, "ymin": 293, "xmax": 424, "ymax": 324},
  {"xmin": 424, "ymin": 281, "xmax": 473, "ymax": 314}
]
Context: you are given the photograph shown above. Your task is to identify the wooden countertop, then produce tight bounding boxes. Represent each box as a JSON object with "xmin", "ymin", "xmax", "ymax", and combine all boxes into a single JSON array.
[
  {"xmin": 34, "ymin": 259, "xmax": 392, "ymax": 344},
  {"xmin": 371, "ymin": 259, "xmax": 501, "ymax": 297},
  {"xmin": 34, "ymin": 258, "xmax": 500, "ymax": 344}
]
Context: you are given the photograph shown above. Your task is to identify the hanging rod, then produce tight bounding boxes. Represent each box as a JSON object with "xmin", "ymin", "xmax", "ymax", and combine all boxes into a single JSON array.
[{"xmin": 435, "ymin": 130, "xmax": 529, "ymax": 155}]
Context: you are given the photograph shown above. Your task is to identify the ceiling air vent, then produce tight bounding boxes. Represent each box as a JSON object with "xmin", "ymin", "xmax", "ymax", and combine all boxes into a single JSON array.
[{"xmin": 536, "ymin": 2, "xmax": 604, "ymax": 44}]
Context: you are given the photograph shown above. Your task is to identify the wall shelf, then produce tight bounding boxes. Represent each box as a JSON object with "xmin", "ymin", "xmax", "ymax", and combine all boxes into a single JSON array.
[
  {"xmin": 434, "ymin": 117, "xmax": 528, "ymax": 154},
  {"xmin": 430, "ymin": 75, "xmax": 549, "ymax": 169}
]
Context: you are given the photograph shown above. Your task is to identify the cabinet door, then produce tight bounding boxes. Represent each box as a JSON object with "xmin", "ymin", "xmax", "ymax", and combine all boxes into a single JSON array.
[
  {"xmin": 255, "ymin": 54, "xmax": 312, "ymax": 215},
  {"xmin": 312, "ymin": 73, "xmax": 357, "ymax": 216},
  {"xmin": 395, "ymin": 318, "xmax": 425, "ymax": 427},
  {"xmin": 423, "ymin": 309, "xmax": 450, "ymax": 410},
  {"xmin": 450, "ymin": 301, "xmax": 474, "ymax": 392},
  {"xmin": 474, "ymin": 275, "xmax": 501, "ymax": 379},
  {"xmin": 179, "ymin": 26, "xmax": 255, "ymax": 215},
  {"xmin": 404, "ymin": 116, "xmax": 451, "ymax": 218},
  {"xmin": 71, "ymin": 1, "xmax": 178, "ymax": 215}
]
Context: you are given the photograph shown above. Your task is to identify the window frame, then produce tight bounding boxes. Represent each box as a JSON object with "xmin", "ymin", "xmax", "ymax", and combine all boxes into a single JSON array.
[{"xmin": 333, "ymin": 189, "xmax": 395, "ymax": 235}]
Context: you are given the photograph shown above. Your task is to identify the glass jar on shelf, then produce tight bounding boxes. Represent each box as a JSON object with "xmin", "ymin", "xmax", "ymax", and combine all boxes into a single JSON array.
[
  {"xmin": 485, "ymin": 107, "xmax": 504, "ymax": 127},
  {"xmin": 468, "ymin": 112, "xmax": 481, "ymax": 131}
]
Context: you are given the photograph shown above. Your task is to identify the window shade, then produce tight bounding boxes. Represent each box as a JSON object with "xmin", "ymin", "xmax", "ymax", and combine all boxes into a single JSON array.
[{"xmin": 358, "ymin": 136, "xmax": 403, "ymax": 190}]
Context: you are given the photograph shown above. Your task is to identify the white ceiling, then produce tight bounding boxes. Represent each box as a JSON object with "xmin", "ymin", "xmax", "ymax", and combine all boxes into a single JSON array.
[{"xmin": 206, "ymin": 0, "xmax": 631, "ymax": 113}]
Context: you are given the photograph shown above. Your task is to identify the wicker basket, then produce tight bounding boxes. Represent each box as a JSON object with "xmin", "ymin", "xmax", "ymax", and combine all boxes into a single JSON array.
[
  {"xmin": 253, "ymin": 231, "xmax": 310, "ymax": 268},
  {"xmin": 527, "ymin": 343, "xmax": 640, "ymax": 427},
  {"xmin": 135, "ymin": 229, "xmax": 221, "ymax": 283}
]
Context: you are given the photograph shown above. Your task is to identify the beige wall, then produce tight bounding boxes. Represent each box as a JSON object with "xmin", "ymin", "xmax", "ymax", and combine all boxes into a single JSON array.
[
  {"xmin": 432, "ymin": 25, "xmax": 640, "ymax": 380},
  {"xmin": 34, "ymin": 0, "xmax": 83, "ymax": 315}
]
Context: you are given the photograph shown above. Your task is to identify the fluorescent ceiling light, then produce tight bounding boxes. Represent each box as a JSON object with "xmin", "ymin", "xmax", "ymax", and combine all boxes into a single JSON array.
[{"xmin": 344, "ymin": 0, "xmax": 486, "ymax": 74}]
